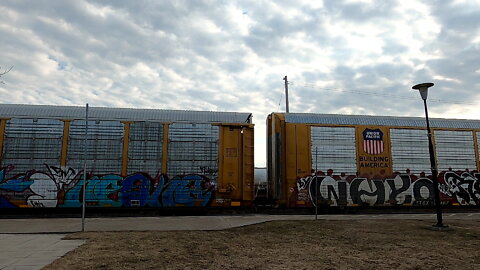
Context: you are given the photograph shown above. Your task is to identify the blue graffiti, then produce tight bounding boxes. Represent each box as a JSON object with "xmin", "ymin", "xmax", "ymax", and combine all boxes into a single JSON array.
[
  {"xmin": 63, "ymin": 174, "xmax": 124, "ymax": 208},
  {"xmin": 162, "ymin": 174, "xmax": 215, "ymax": 207},
  {"xmin": 0, "ymin": 166, "xmax": 35, "ymax": 208},
  {"xmin": 121, "ymin": 173, "xmax": 165, "ymax": 207},
  {"xmin": 0, "ymin": 165, "xmax": 215, "ymax": 208},
  {"xmin": 0, "ymin": 196, "xmax": 16, "ymax": 208},
  {"xmin": 0, "ymin": 178, "xmax": 34, "ymax": 192}
]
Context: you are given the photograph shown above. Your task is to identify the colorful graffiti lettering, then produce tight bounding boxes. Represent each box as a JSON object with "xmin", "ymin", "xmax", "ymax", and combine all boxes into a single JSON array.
[
  {"xmin": 0, "ymin": 164, "xmax": 82, "ymax": 208},
  {"xmin": 162, "ymin": 174, "xmax": 215, "ymax": 207},
  {"xmin": 0, "ymin": 166, "xmax": 35, "ymax": 208},
  {"xmin": 0, "ymin": 164, "xmax": 215, "ymax": 208},
  {"xmin": 296, "ymin": 170, "xmax": 480, "ymax": 207},
  {"xmin": 441, "ymin": 171, "xmax": 480, "ymax": 205}
]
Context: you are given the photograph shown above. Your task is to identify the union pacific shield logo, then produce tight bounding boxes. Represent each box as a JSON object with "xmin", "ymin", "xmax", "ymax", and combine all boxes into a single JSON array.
[{"xmin": 362, "ymin": 128, "xmax": 384, "ymax": 155}]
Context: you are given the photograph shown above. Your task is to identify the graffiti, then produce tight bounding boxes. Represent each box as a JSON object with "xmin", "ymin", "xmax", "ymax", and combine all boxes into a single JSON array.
[
  {"xmin": 162, "ymin": 174, "xmax": 215, "ymax": 207},
  {"xmin": 440, "ymin": 171, "xmax": 480, "ymax": 205},
  {"xmin": 0, "ymin": 164, "xmax": 215, "ymax": 208},
  {"xmin": 0, "ymin": 165, "xmax": 83, "ymax": 208},
  {"xmin": 199, "ymin": 166, "xmax": 218, "ymax": 175},
  {"xmin": 199, "ymin": 166, "xmax": 218, "ymax": 181},
  {"xmin": 62, "ymin": 174, "xmax": 124, "ymax": 208},
  {"xmin": 297, "ymin": 170, "xmax": 480, "ymax": 207},
  {"xmin": 27, "ymin": 165, "xmax": 83, "ymax": 207},
  {"xmin": 0, "ymin": 165, "xmax": 36, "ymax": 208}
]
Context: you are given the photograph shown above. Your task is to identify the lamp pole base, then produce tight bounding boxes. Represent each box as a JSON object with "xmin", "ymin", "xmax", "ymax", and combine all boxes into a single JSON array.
[{"xmin": 430, "ymin": 224, "xmax": 450, "ymax": 231}]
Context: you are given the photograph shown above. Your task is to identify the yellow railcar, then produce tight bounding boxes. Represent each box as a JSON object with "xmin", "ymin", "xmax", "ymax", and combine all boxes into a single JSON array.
[
  {"xmin": 0, "ymin": 104, "xmax": 254, "ymax": 209},
  {"xmin": 267, "ymin": 113, "xmax": 480, "ymax": 208}
]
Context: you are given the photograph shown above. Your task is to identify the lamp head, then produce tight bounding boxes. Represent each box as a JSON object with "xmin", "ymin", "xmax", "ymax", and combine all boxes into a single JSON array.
[{"xmin": 412, "ymin": 82, "xmax": 434, "ymax": 100}]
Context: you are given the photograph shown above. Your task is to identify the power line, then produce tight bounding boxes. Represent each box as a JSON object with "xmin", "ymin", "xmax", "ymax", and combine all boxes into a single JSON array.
[
  {"xmin": 277, "ymin": 93, "xmax": 283, "ymax": 111},
  {"xmin": 289, "ymin": 82, "xmax": 478, "ymax": 105}
]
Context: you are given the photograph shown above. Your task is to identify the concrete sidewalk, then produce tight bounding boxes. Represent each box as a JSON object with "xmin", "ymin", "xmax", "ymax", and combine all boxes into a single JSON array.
[
  {"xmin": 0, "ymin": 234, "xmax": 84, "ymax": 270},
  {"xmin": 0, "ymin": 213, "xmax": 479, "ymax": 269},
  {"xmin": 1, "ymin": 213, "xmax": 479, "ymax": 233}
]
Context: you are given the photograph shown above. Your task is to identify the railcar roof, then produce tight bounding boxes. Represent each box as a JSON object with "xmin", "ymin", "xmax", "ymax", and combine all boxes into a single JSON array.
[
  {"xmin": 0, "ymin": 104, "xmax": 253, "ymax": 124},
  {"xmin": 282, "ymin": 113, "xmax": 480, "ymax": 129}
]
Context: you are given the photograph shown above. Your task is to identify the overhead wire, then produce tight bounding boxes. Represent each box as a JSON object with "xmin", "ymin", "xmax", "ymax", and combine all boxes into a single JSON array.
[
  {"xmin": 277, "ymin": 92, "xmax": 283, "ymax": 111},
  {"xmin": 289, "ymin": 81, "xmax": 478, "ymax": 106}
]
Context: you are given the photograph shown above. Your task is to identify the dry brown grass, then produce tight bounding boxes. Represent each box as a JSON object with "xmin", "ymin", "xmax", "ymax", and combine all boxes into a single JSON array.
[{"xmin": 45, "ymin": 219, "xmax": 480, "ymax": 270}]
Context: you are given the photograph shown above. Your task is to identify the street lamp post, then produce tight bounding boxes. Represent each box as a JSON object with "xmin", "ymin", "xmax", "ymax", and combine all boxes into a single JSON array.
[{"xmin": 412, "ymin": 82, "xmax": 447, "ymax": 228}]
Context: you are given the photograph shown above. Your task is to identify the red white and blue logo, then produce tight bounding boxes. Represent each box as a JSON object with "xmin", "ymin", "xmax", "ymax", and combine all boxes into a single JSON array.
[{"xmin": 362, "ymin": 128, "xmax": 384, "ymax": 155}]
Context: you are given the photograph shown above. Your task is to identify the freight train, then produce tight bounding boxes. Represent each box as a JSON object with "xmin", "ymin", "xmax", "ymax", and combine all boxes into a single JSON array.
[
  {"xmin": 267, "ymin": 113, "xmax": 480, "ymax": 208},
  {"xmin": 0, "ymin": 104, "xmax": 479, "ymax": 210}
]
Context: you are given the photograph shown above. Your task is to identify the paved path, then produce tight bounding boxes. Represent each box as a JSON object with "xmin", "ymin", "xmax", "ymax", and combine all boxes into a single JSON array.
[
  {"xmin": 1, "ymin": 213, "xmax": 479, "ymax": 233},
  {"xmin": 0, "ymin": 234, "xmax": 84, "ymax": 270},
  {"xmin": 0, "ymin": 213, "xmax": 478, "ymax": 269}
]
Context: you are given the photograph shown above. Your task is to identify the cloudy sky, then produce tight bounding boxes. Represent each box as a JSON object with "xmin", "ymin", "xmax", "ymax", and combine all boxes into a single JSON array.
[{"xmin": 1, "ymin": 0, "xmax": 479, "ymax": 166}]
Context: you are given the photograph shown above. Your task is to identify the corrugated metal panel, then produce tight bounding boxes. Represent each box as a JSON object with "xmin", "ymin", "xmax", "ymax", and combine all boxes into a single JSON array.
[
  {"xmin": 477, "ymin": 132, "xmax": 480, "ymax": 165},
  {"xmin": 390, "ymin": 129, "xmax": 430, "ymax": 174},
  {"xmin": 0, "ymin": 104, "xmax": 252, "ymax": 124},
  {"xmin": 311, "ymin": 126, "xmax": 357, "ymax": 174},
  {"xmin": 2, "ymin": 118, "xmax": 63, "ymax": 176},
  {"xmin": 284, "ymin": 113, "xmax": 480, "ymax": 129},
  {"xmin": 434, "ymin": 130, "xmax": 476, "ymax": 171},
  {"xmin": 167, "ymin": 123, "xmax": 219, "ymax": 181},
  {"xmin": 67, "ymin": 120, "xmax": 123, "ymax": 174},
  {"xmin": 127, "ymin": 122, "xmax": 163, "ymax": 175},
  {"xmin": 273, "ymin": 132, "xmax": 282, "ymax": 200}
]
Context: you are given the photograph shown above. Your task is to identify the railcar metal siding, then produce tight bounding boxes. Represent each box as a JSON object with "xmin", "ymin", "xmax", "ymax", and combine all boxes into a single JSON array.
[
  {"xmin": 0, "ymin": 105, "xmax": 254, "ymax": 209},
  {"xmin": 218, "ymin": 126, "xmax": 241, "ymax": 200},
  {"xmin": 270, "ymin": 112, "xmax": 480, "ymax": 208},
  {"xmin": 67, "ymin": 120, "xmax": 123, "ymax": 174},
  {"xmin": 284, "ymin": 113, "xmax": 480, "ymax": 129},
  {"xmin": 476, "ymin": 132, "xmax": 480, "ymax": 169},
  {"xmin": 127, "ymin": 122, "xmax": 164, "ymax": 175},
  {"xmin": 167, "ymin": 123, "xmax": 219, "ymax": 181},
  {"xmin": 242, "ymin": 127, "xmax": 255, "ymax": 201},
  {"xmin": 434, "ymin": 130, "xmax": 476, "ymax": 171},
  {"xmin": 0, "ymin": 119, "xmax": 6, "ymax": 165},
  {"xmin": 266, "ymin": 113, "xmax": 286, "ymax": 201},
  {"xmin": 311, "ymin": 126, "xmax": 357, "ymax": 175},
  {"xmin": 266, "ymin": 115, "xmax": 273, "ymax": 199},
  {"xmin": 0, "ymin": 104, "xmax": 252, "ymax": 124},
  {"xmin": 216, "ymin": 124, "xmax": 255, "ymax": 204},
  {"xmin": 390, "ymin": 129, "xmax": 430, "ymax": 174},
  {"xmin": 2, "ymin": 118, "xmax": 63, "ymax": 176},
  {"xmin": 275, "ymin": 114, "xmax": 285, "ymax": 201},
  {"xmin": 284, "ymin": 124, "xmax": 310, "ymax": 206},
  {"xmin": 274, "ymin": 132, "xmax": 282, "ymax": 199}
]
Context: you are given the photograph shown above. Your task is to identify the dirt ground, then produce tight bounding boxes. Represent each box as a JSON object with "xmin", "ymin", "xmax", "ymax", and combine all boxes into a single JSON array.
[{"xmin": 45, "ymin": 219, "xmax": 480, "ymax": 270}]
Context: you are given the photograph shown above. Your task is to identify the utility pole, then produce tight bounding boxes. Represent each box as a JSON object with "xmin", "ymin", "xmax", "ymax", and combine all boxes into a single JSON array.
[
  {"xmin": 82, "ymin": 103, "xmax": 88, "ymax": 232},
  {"xmin": 315, "ymin": 147, "xmax": 318, "ymax": 221},
  {"xmin": 283, "ymin": 76, "xmax": 289, "ymax": 113}
]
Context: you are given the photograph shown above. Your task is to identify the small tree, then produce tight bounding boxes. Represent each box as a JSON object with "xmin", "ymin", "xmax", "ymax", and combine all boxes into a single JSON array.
[{"xmin": 0, "ymin": 66, "xmax": 13, "ymax": 84}]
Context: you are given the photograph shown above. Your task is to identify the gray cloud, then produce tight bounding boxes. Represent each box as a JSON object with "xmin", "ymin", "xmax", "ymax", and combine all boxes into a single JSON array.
[
  {"xmin": 1, "ymin": 0, "xmax": 479, "ymax": 166},
  {"xmin": 324, "ymin": 0, "xmax": 400, "ymax": 22}
]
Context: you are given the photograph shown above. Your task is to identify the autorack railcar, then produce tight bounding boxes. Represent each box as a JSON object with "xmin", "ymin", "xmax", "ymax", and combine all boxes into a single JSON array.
[
  {"xmin": 0, "ymin": 104, "xmax": 254, "ymax": 209},
  {"xmin": 2, "ymin": 104, "xmax": 480, "ymax": 211},
  {"xmin": 267, "ymin": 112, "xmax": 480, "ymax": 208}
]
